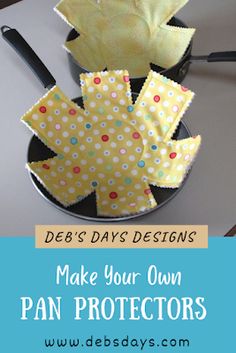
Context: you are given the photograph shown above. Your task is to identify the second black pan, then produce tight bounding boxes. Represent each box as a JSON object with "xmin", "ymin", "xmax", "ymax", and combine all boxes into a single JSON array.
[{"xmin": 67, "ymin": 17, "xmax": 236, "ymax": 92}]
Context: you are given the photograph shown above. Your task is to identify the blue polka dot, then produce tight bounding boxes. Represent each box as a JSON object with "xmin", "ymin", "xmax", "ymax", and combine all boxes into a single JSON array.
[
  {"xmin": 54, "ymin": 93, "xmax": 61, "ymax": 100},
  {"xmin": 85, "ymin": 123, "xmax": 92, "ymax": 129},
  {"xmin": 115, "ymin": 120, "xmax": 122, "ymax": 127},
  {"xmin": 92, "ymin": 181, "xmax": 98, "ymax": 187},
  {"xmin": 57, "ymin": 154, "xmax": 64, "ymax": 160},
  {"xmin": 70, "ymin": 137, "xmax": 78, "ymax": 145},
  {"xmin": 127, "ymin": 105, "xmax": 134, "ymax": 112},
  {"xmin": 151, "ymin": 145, "xmax": 158, "ymax": 150},
  {"xmin": 138, "ymin": 160, "xmax": 145, "ymax": 168},
  {"xmin": 124, "ymin": 177, "xmax": 132, "ymax": 185}
]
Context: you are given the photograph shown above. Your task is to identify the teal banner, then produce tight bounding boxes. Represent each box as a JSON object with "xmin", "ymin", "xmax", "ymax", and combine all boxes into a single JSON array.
[{"xmin": 0, "ymin": 238, "xmax": 234, "ymax": 352}]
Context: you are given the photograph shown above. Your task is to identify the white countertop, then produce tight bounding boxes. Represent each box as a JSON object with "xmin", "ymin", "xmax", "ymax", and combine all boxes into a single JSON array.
[{"xmin": 0, "ymin": 0, "xmax": 235, "ymax": 235}]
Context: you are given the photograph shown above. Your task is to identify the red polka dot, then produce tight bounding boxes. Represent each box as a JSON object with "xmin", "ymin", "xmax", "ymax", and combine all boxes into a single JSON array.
[
  {"xmin": 73, "ymin": 166, "xmax": 81, "ymax": 174},
  {"xmin": 144, "ymin": 188, "xmax": 151, "ymax": 195},
  {"xmin": 181, "ymin": 86, "xmax": 188, "ymax": 92},
  {"xmin": 132, "ymin": 132, "xmax": 141, "ymax": 139},
  {"xmin": 169, "ymin": 152, "xmax": 177, "ymax": 159},
  {"xmin": 153, "ymin": 95, "xmax": 161, "ymax": 103},
  {"xmin": 123, "ymin": 75, "xmax": 130, "ymax": 83},
  {"xmin": 94, "ymin": 77, "xmax": 101, "ymax": 84},
  {"xmin": 69, "ymin": 108, "xmax": 76, "ymax": 115},
  {"xmin": 42, "ymin": 163, "xmax": 50, "ymax": 170},
  {"xmin": 101, "ymin": 135, "xmax": 109, "ymax": 142},
  {"xmin": 109, "ymin": 192, "xmax": 118, "ymax": 199},
  {"xmin": 39, "ymin": 106, "xmax": 47, "ymax": 113}
]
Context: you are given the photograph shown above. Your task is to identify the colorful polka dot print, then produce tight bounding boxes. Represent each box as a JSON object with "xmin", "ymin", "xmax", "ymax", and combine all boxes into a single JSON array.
[
  {"xmin": 55, "ymin": 0, "xmax": 195, "ymax": 77},
  {"xmin": 21, "ymin": 70, "xmax": 201, "ymax": 217}
]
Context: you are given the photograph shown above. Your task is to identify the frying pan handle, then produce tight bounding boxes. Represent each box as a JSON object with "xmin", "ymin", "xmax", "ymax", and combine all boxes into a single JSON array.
[
  {"xmin": 207, "ymin": 51, "xmax": 236, "ymax": 62},
  {"xmin": 191, "ymin": 51, "xmax": 236, "ymax": 63},
  {"xmin": 1, "ymin": 25, "xmax": 56, "ymax": 90}
]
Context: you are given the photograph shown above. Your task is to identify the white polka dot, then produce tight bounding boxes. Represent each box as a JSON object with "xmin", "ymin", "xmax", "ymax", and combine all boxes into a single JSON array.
[
  {"xmin": 68, "ymin": 187, "xmax": 75, "ymax": 194},
  {"xmin": 81, "ymin": 160, "xmax": 87, "ymax": 165},
  {"xmin": 96, "ymin": 158, "xmax": 103, "ymax": 164},
  {"xmin": 149, "ymin": 106, "xmax": 156, "ymax": 112},
  {"xmin": 163, "ymin": 100, "xmax": 169, "ymax": 107},
  {"xmin": 95, "ymin": 143, "xmax": 101, "ymax": 149},
  {"xmin": 32, "ymin": 114, "xmax": 38, "ymax": 120},
  {"xmin": 135, "ymin": 184, "xmax": 141, "ymax": 189},
  {"xmin": 103, "ymin": 85, "xmax": 108, "ymax": 91},
  {"xmin": 143, "ymin": 139, "xmax": 148, "ymax": 145},
  {"xmin": 148, "ymin": 167, "xmax": 154, "ymax": 173},
  {"xmin": 62, "ymin": 116, "xmax": 68, "ymax": 122},
  {"xmin": 61, "ymin": 102, "xmax": 68, "ymax": 108},
  {"xmin": 47, "ymin": 100, "xmax": 53, "ymax": 106},
  {"xmin": 177, "ymin": 153, "xmax": 182, "ymax": 159},
  {"xmin": 131, "ymin": 169, "xmax": 138, "ymax": 176},
  {"xmin": 47, "ymin": 131, "xmax": 53, "ymax": 137},
  {"xmin": 126, "ymin": 140, "xmax": 133, "ymax": 147},
  {"xmin": 63, "ymin": 146, "xmax": 69, "ymax": 153},
  {"xmin": 158, "ymin": 86, "xmax": 165, "ymax": 93},
  {"xmin": 161, "ymin": 148, "xmax": 167, "ymax": 155},
  {"xmin": 66, "ymin": 172, "xmax": 73, "ymax": 179},
  {"xmin": 139, "ymin": 124, "xmax": 145, "ymax": 131},
  {"xmin": 124, "ymin": 127, "xmax": 131, "ymax": 133},
  {"xmin": 107, "ymin": 115, "xmax": 113, "ymax": 120},
  {"xmin": 190, "ymin": 144, "xmax": 195, "ymax": 150},
  {"xmin": 119, "ymin": 99, "xmax": 125, "ymax": 105},
  {"xmin": 177, "ymin": 164, "xmax": 184, "ymax": 171},
  {"xmin": 136, "ymin": 111, "xmax": 142, "ymax": 117},
  {"xmin": 137, "ymin": 196, "xmax": 144, "ymax": 201},
  {"xmin": 82, "ymin": 174, "xmax": 89, "ymax": 180},
  {"xmin": 163, "ymin": 162, "xmax": 170, "ymax": 168},
  {"xmin": 98, "ymin": 173, "xmax": 105, "ymax": 179},
  {"xmin": 145, "ymin": 91, "xmax": 151, "ymax": 97},
  {"xmin": 90, "ymin": 101, "xmax": 96, "ymax": 108},
  {"xmin": 80, "ymin": 145, "xmax": 86, "ymax": 151},
  {"xmin": 62, "ymin": 131, "xmax": 69, "ymax": 138},
  {"xmin": 113, "ymin": 106, "xmax": 119, "ymax": 112},
  {"xmin": 167, "ymin": 116, "xmax": 174, "ymax": 123},
  {"xmin": 100, "ymin": 186, "xmax": 107, "ymax": 192},
  {"xmin": 117, "ymin": 84, "xmax": 124, "ymax": 90},
  {"xmin": 144, "ymin": 153, "xmax": 151, "ymax": 158},
  {"xmin": 77, "ymin": 116, "xmax": 83, "ymax": 122},
  {"xmin": 79, "ymin": 131, "xmax": 85, "ymax": 137},
  {"xmin": 117, "ymin": 135, "xmax": 124, "ymax": 141},
  {"xmin": 129, "ymin": 155, "xmax": 135, "ymax": 161},
  {"xmin": 111, "ymin": 142, "xmax": 117, "ymax": 148},
  {"xmin": 113, "ymin": 157, "xmax": 119, "ymax": 163},
  {"xmin": 105, "ymin": 100, "xmax": 110, "ymax": 106}
]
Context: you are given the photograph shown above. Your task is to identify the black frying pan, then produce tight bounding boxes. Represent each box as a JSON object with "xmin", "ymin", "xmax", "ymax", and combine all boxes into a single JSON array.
[
  {"xmin": 1, "ymin": 25, "xmax": 193, "ymax": 222},
  {"xmin": 67, "ymin": 17, "xmax": 236, "ymax": 93}
]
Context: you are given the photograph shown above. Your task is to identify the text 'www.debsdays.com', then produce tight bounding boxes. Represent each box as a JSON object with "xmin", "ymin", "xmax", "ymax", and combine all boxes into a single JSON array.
[{"xmin": 44, "ymin": 335, "xmax": 190, "ymax": 350}]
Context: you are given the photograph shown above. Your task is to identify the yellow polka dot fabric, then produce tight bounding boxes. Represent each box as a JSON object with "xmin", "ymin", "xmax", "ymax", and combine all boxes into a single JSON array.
[
  {"xmin": 21, "ymin": 70, "xmax": 201, "ymax": 217},
  {"xmin": 55, "ymin": 0, "xmax": 195, "ymax": 77}
]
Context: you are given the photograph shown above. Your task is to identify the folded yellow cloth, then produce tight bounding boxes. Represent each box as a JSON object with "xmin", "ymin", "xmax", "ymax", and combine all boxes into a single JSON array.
[
  {"xmin": 22, "ymin": 70, "xmax": 201, "ymax": 217},
  {"xmin": 55, "ymin": 0, "xmax": 195, "ymax": 77}
]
